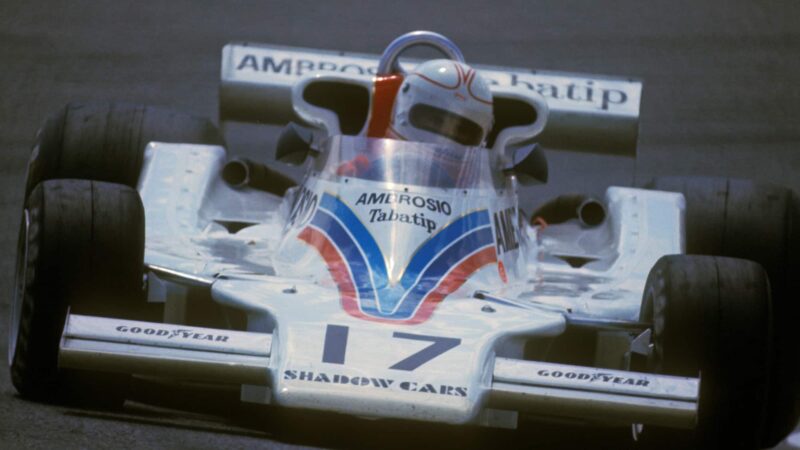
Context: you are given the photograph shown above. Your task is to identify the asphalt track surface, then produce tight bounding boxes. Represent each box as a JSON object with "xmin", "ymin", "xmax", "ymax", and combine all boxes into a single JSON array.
[{"xmin": 1, "ymin": 1, "xmax": 799, "ymax": 449}]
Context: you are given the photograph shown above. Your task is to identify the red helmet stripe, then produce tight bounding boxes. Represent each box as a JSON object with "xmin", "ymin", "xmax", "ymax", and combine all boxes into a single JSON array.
[
  {"xmin": 412, "ymin": 60, "xmax": 462, "ymax": 90},
  {"xmin": 466, "ymin": 68, "xmax": 493, "ymax": 105}
]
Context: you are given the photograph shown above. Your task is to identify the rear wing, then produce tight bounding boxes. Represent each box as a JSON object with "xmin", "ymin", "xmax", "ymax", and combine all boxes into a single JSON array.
[{"xmin": 220, "ymin": 42, "xmax": 642, "ymax": 156}]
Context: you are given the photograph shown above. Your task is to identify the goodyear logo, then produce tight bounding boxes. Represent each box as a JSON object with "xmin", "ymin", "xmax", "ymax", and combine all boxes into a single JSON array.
[
  {"xmin": 115, "ymin": 325, "xmax": 230, "ymax": 343},
  {"xmin": 537, "ymin": 369, "xmax": 651, "ymax": 387}
]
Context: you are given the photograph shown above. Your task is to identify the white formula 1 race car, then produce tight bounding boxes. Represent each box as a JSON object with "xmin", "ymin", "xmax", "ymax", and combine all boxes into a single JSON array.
[{"xmin": 8, "ymin": 31, "xmax": 799, "ymax": 449}]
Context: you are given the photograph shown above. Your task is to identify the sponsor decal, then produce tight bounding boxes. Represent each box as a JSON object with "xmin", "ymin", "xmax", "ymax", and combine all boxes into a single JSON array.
[
  {"xmin": 236, "ymin": 54, "xmax": 377, "ymax": 77},
  {"xmin": 355, "ymin": 192, "xmax": 452, "ymax": 216},
  {"xmin": 537, "ymin": 369, "xmax": 650, "ymax": 387},
  {"xmin": 356, "ymin": 192, "xmax": 450, "ymax": 234},
  {"xmin": 231, "ymin": 49, "xmax": 637, "ymax": 113},
  {"xmin": 115, "ymin": 325, "xmax": 230, "ymax": 343},
  {"xmin": 493, "ymin": 207, "xmax": 519, "ymax": 255},
  {"xmin": 283, "ymin": 369, "xmax": 467, "ymax": 397},
  {"xmin": 368, "ymin": 209, "xmax": 436, "ymax": 233},
  {"xmin": 297, "ymin": 193, "xmax": 496, "ymax": 324},
  {"xmin": 288, "ymin": 186, "xmax": 319, "ymax": 227}
]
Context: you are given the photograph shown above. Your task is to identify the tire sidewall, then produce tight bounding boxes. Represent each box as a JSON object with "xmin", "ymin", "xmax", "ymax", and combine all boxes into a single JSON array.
[
  {"xmin": 638, "ymin": 255, "xmax": 772, "ymax": 449},
  {"xmin": 10, "ymin": 180, "xmax": 145, "ymax": 404},
  {"xmin": 8, "ymin": 209, "xmax": 30, "ymax": 367}
]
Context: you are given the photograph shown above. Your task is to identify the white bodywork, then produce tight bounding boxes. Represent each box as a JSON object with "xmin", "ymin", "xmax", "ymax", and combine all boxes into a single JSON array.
[
  {"xmin": 139, "ymin": 141, "xmax": 684, "ymax": 322},
  {"xmin": 57, "ymin": 35, "xmax": 695, "ymax": 430},
  {"xmin": 85, "ymin": 140, "xmax": 691, "ymax": 427}
]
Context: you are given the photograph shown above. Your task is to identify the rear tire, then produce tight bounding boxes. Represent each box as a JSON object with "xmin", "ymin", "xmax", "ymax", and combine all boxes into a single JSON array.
[
  {"xmin": 25, "ymin": 102, "xmax": 225, "ymax": 197},
  {"xmin": 9, "ymin": 179, "xmax": 146, "ymax": 407},
  {"xmin": 638, "ymin": 255, "xmax": 772, "ymax": 450}
]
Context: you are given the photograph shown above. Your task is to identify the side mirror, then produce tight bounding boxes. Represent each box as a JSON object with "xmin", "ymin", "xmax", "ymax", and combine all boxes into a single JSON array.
[
  {"xmin": 276, "ymin": 122, "xmax": 315, "ymax": 165},
  {"xmin": 503, "ymin": 143, "xmax": 548, "ymax": 185},
  {"xmin": 489, "ymin": 87, "xmax": 549, "ymax": 156},
  {"xmin": 291, "ymin": 73, "xmax": 371, "ymax": 138}
]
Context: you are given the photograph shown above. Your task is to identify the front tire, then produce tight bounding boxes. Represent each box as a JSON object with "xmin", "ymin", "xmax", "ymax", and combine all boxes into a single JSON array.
[
  {"xmin": 638, "ymin": 255, "xmax": 772, "ymax": 450},
  {"xmin": 10, "ymin": 179, "xmax": 146, "ymax": 406},
  {"xmin": 644, "ymin": 176, "xmax": 799, "ymax": 446}
]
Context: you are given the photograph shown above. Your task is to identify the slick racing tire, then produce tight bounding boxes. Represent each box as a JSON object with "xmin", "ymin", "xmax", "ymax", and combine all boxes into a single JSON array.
[
  {"xmin": 24, "ymin": 102, "xmax": 225, "ymax": 197},
  {"xmin": 9, "ymin": 179, "xmax": 146, "ymax": 407},
  {"xmin": 638, "ymin": 255, "xmax": 772, "ymax": 450},
  {"xmin": 643, "ymin": 176, "xmax": 799, "ymax": 447}
]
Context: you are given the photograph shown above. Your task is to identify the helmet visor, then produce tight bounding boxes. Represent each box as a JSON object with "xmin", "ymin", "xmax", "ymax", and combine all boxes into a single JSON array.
[{"xmin": 409, "ymin": 103, "xmax": 484, "ymax": 146}]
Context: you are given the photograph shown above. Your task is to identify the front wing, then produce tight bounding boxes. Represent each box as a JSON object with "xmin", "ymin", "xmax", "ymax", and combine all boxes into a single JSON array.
[{"xmin": 60, "ymin": 313, "xmax": 698, "ymax": 429}]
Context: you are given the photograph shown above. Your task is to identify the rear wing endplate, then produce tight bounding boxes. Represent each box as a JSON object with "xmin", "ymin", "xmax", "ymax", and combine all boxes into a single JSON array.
[{"xmin": 220, "ymin": 42, "xmax": 642, "ymax": 156}]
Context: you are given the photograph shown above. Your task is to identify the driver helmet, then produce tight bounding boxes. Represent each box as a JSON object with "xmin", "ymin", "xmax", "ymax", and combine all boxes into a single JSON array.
[{"xmin": 389, "ymin": 59, "xmax": 493, "ymax": 147}]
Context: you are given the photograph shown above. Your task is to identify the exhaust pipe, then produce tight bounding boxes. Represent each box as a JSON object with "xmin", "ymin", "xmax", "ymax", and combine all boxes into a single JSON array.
[
  {"xmin": 576, "ymin": 197, "xmax": 607, "ymax": 227},
  {"xmin": 221, "ymin": 158, "xmax": 297, "ymax": 196},
  {"xmin": 531, "ymin": 194, "xmax": 607, "ymax": 227}
]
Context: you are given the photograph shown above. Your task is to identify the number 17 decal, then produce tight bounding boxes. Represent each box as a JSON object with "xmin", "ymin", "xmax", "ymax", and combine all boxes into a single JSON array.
[{"xmin": 322, "ymin": 325, "xmax": 460, "ymax": 371}]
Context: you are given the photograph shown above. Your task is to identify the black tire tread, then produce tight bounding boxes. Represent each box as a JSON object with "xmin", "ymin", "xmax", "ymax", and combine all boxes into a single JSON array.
[
  {"xmin": 645, "ymin": 176, "xmax": 799, "ymax": 446},
  {"xmin": 11, "ymin": 179, "xmax": 145, "ymax": 405},
  {"xmin": 641, "ymin": 255, "xmax": 772, "ymax": 450},
  {"xmin": 26, "ymin": 102, "xmax": 224, "ymax": 196}
]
